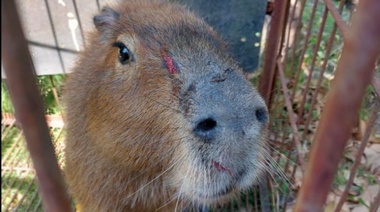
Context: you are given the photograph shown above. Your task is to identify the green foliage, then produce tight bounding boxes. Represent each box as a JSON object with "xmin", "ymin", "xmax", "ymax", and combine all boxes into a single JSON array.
[
  {"xmin": 1, "ymin": 75, "xmax": 66, "ymax": 115},
  {"xmin": 1, "ymin": 81, "xmax": 14, "ymax": 113}
]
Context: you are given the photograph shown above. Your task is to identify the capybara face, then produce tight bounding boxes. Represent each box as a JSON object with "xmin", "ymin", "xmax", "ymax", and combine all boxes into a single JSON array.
[{"xmin": 64, "ymin": 0, "xmax": 269, "ymax": 210}]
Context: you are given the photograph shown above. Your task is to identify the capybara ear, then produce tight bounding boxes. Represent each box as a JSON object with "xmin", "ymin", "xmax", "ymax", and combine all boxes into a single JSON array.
[{"xmin": 93, "ymin": 6, "xmax": 119, "ymax": 32}]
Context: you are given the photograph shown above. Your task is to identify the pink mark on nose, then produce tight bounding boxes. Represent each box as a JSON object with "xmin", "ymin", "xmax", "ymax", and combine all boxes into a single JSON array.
[
  {"xmin": 161, "ymin": 49, "xmax": 179, "ymax": 75},
  {"xmin": 213, "ymin": 160, "xmax": 233, "ymax": 177}
]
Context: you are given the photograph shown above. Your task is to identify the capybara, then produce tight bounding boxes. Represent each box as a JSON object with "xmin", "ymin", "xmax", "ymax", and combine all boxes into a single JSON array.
[{"xmin": 63, "ymin": 0, "xmax": 269, "ymax": 211}]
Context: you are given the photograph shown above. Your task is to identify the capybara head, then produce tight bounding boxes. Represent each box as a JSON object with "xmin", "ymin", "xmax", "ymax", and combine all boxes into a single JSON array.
[{"xmin": 64, "ymin": 0, "xmax": 269, "ymax": 211}]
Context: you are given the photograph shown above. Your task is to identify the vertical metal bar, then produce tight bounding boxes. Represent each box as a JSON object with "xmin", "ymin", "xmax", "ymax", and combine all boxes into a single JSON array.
[
  {"xmin": 72, "ymin": 0, "xmax": 86, "ymax": 47},
  {"xmin": 259, "ymin": 178, "xmax": 272, "ymax": 212},
  {"xmin": 277, "ymin": 60, "xmax": 306, "ymax": 169},
  {"xmin": 1, "ymin": 119, "xmax": 16, "ymax": 140},
  {"xmin": 294, "ymin": 0, "xmax": 380, "ymax": 210},
  {"xmin": 1, "ymin": 1, "xmax": 71, "ymax": 211},
  {"xmin": 281, "ymin": 162, "xmax": 297, "ymax": 211},
  {"xmin": 4, "ymin": 169, "xmax": 33, "ymax": 211},
  {"xmin": 302, "ymin": 0, "xmax": 346, "ymax": 140},
  {"xmin": 245, "ymin": 190, "xmax": 249, "ymax": 210},
  {"xmin": 289, "ymin": 0, "xmax": 307, "ymax": 80},
  {"xmin": 258, "ymin": 0, "xmax": 289, "ymax": 107},
  {"xmin": 96, "ymin": 0, "xmax": 101, "ymax": 11},
  {"xmin": 1, "ymin": 131, "xmax": 22, "ymax": 166},
  {"xmin": 369, "ymin": 188, "xmax": 380, "ymax": 212},
  {"xmin": 334, "ymin": 102, "xmax": 379, "ymax": 211},
  {"xmin": 283, "ymin": 0, "xmax": 300, "ymax": 75},
  {"xmin": 49, "ymin": 76, "xmax": 64, "ymax": 116},
  {"xmin": 43, "ymin": 0, "xmax": 67, "ymax": 73},
  {"xmin": 372, "ymin": 76, "xmax": 380, "ymax": 98},
  {"xmin": 25, "ymin": 184, "xmax": 42, "ymax": 212},
  {"xmin": 253, "ymin": 188, "xmax": 258, "ymax": 211},
  {"xmin": 258, "ymin": 1, "xmax": 291, "ymax": 210},
  {"xmin": 13, "ymin": 175, "xmax": 38, "ymax": 211},
  {"xmin": 290, "ymin": 0, "xmax": 319, "ymax": 101},
  {"xmin": 296, "ymin": 7, "xmax": 328, "ymax": 121},
  {"xmin": 1, "ymin": 134, "xmax": 24, "ymax": 181},
  {"xmin": 323, "ymin": 0, "xmax": 348, "ymax": 36}
]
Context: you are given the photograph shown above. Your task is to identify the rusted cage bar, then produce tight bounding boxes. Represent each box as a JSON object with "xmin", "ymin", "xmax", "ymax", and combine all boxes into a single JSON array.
[
  {"xmin": 258, "ymin": 0, "xmax": 289, "ymax": 107},
  {"xmin": 1, "ymin": 1, "xmax": 71, "ymax": 211},
  {"xmin": 264, "ymin": 0, "xmax": 380, "ymax": 210},
  {"xmin": 323, "ymin": 0, "xmax": 348, "ymax": 36},
  {"xmin": 294, "ymin": 0, "xmax": 380, "ymax": 210},
  {"xmin": 334, "ymin": 102, "xmax": 379, "ymax": 211}
]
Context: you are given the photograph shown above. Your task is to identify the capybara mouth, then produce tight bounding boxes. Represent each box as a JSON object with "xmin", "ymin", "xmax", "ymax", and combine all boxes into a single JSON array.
[
  {"xmin": 212, "ymin": 160, "xmax": 249, "ymax": 186},
  {"xmin": 196, "ymin": 185, "xmax": 234, "ymax": 200},
  {"xmin": 212, "ymin": 160, "xmax": 233, "ymax": 176}
]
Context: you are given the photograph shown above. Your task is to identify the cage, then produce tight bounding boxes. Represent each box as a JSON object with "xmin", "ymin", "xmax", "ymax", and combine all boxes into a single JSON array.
[{"xmin": 1, "ymin": 0, "xmax": 380, "ymax": 211}]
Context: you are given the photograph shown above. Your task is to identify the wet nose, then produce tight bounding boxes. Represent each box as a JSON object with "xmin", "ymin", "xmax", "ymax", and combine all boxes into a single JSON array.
[
  {"xmin": 255, "ymin": 106, "xmax": 268, "ymax": 124},
  {"xmin": 193, "ymin": 117, "xmax": 217, "ymax": 141},
  {"xmin": 193, "ymin": 106, "xmax": 267, "ymax": 142}
]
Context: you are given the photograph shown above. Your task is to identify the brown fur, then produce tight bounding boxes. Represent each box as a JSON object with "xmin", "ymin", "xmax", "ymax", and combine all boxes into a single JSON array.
[{"xmin": 63, "ymin": 0, "xmax": 269, "ymax": 211}]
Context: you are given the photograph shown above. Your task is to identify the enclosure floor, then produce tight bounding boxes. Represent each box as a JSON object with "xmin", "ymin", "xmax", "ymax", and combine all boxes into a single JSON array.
[{"xmin": 1, "ymin": 113, "xmax": 65, "ymax": 212}]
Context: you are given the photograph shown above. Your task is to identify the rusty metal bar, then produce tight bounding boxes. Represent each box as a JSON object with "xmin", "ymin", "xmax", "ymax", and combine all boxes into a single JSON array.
[
  {"xmin": 278, "ymin": 0, "xmax": 291, "ymax": 57},
  {"xmin": 25, "ymin": 186, "xmax": 43, "ymax": 212},
  {"xmin": 4, "ymin": 169, "xmax": 34, "ymax": 211},
  {"xmin": 291, "ymin": 0, "xmax": 318, "ymax": 100},
  {"xmin": 297, "ymin": 6, "xmax": 329, "ymax": 121},
  {"xmin": 96, "ymin": 0, "xmax": 101, "ymax": 11},
  {"xmin": 323, "ymin": 0, "xmax": 348, "ymax": 37},
  {"xmin": 294, "ymin": 0, "xmax": 380, "ymax": 210},
  {"xmin": 289, "ymin": 0, "xmax": 307, "ymax": 80},
  {"xmin": 1, "ymin": 1, "xmax": 71, "ymax": 212},
  {"xmin": 1, "ymin": 119, "xmax": 16, "ymax": 140},
  {"xmin": 334, "ymin": 102, "xmax": 379, "ymax": 211},
  {"xmin": 291, "ymin": 0, "xmax": 319, "ymax": 101},
  {"xmin": 1, "ymin": 132, "xmax": 23, "ymax": 169},
  {"xmin": 282, "ymin": 160, "xmax": 298, "ymax": 211},
  {"xmin": 258, "ymin": 1, "xmax": 291, "ymax": 209},
  {"xmin": 369, "ymin": 188, "xmax": 380, "ymax": 212},
  {"xmin": 372, "ymin": 75, "xmax": 380, "ymax": 98},
  {"xmin": 258, "ymin": 0, "xmax": 289, "ymax": 107},
  {"xmin": 72, "ymin": 0, "xmax": 86, "ymax": 47},
  {"xmin": 43, "ymin": 0, "xmax": 67, "ymax": 73},
  {"xmin": 277, "ymin": 59, "xmax": 305, "ymax": 170},
  {"xmin": 33, "ymin": 198, "xmax": 44, "ymax": 212},
  {"xmin": 1, "ymin": 132, "xmax": 22, "ymax": 169},
  {"xmin": 49, "ymin": 75, "xmax": 64, "ymax": 116},
  {"xmin": 1, "ymin": 138, "xmax": 27, "ymax": 184},
  {"xmin": 302, "ymin": 0, "xmax": 346, "ymax": 140},
  {"xmin": 13, "ymin": 176, "xmax": 38, "ymax": 211},
  {"xmin": 283, "ymin": 0, "xmax": 299, "ymax": 61}
]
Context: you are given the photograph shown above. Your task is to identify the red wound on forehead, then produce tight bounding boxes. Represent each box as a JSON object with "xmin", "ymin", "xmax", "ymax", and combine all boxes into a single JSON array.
[{"xmin": 161, "ymin": 49, "xmax": 179, "ymax": 75}]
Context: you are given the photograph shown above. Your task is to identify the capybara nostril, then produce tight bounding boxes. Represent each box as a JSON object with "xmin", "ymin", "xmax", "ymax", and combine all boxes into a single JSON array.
[
  {"xmin": 193, "ymin": 117, "xmax": 217, "ymax": 141},
  {"xmin": 255, "ymin": 107, "xmax": 268, "ymax": 124}
]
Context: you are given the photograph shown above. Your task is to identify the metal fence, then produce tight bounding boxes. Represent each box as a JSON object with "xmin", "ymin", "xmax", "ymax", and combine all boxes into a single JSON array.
[
  {"xmin": 259, "ymin": 0, "xmax": 380, "ymax": 211},
  {"xmin": 2, "ymin": 0, "xmax": 380, "ymax": 211}
]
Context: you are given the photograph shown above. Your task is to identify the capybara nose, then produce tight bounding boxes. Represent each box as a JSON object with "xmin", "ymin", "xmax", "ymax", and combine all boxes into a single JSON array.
[
  {"xmin": 193, "ymin": 117, "xmax": 217, "ymax": 141},
  {"xmin": 255, "ymin": 107, "xmax": 268, "ymax": 124}
]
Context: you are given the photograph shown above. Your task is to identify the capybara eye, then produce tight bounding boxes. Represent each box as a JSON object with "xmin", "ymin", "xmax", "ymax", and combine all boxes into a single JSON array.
[{"xmin": 112, "ymin": 42, "xmax": 131, "ymax": 64}]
